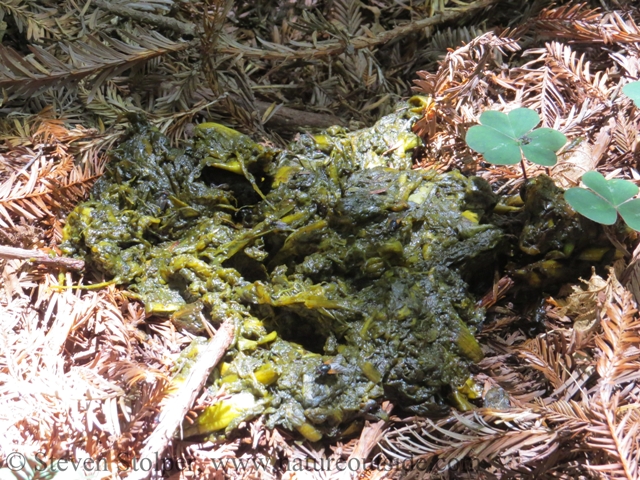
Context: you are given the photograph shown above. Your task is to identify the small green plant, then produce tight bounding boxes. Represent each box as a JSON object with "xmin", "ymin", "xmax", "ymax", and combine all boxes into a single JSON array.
[
  {"xmin": 564, "ymin": 171, "xmax": 640, "ymax": 231},
  {"xmin": 562, "ymin": 81, "xmax": 640, "ymax": 232},
  {"xmin": 465, "ymin": 107, "xmax": 567, "ymax": 167},
  {"xmin": 465, "ymin": 102, "xmax": 640, "ymax": 232},
  {"xmin": 622, "ymin": 80, "xmax": 640, "ymax": 107}
]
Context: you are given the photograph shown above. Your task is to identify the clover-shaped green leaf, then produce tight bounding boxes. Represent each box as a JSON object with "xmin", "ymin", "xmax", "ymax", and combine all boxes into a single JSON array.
[
  {"xmin": 623, "ymin": 81, "xmax": 640, "ymax": 108},
  {"xmin": 465, "ymin": 108, "xmax": 567, "ymax": 166},
  {"xmin": 564, "ymin": 187, "xmax": 617, "ymax": 225},
  {"xmin": 618, "ymin": 199, "xmax": 640, "ymax": 231},
  {"xmin": 565, "ymin": 171, "xmax": 640, "ymax": 231}
]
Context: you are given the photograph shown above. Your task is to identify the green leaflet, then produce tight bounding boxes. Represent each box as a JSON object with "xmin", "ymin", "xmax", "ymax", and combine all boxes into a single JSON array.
[
  {"xmin": 565, "ymin": 171, "xmax": 640, "ymax": 231},
  {"xmin": 466, "ymin": 108, "xmax": 567, "ymax": 167},
  {"xmin": 623, "ymin": 81, "xmax": 640, "ymax": 108},
  {"xmin": 564, "ymin": 187, "xmax": 617, "ymax": 225}
]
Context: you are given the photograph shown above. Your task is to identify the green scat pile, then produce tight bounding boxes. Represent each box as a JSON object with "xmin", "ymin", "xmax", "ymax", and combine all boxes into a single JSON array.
[{"xmin": 62, "ymin": 104, "xmax": 507, "ymax": 440}]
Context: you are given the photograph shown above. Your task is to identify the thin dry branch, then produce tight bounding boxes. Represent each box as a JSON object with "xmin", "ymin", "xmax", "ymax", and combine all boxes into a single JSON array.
[
  {"xmin": 0, "ymin": 245, "xmax": 84, "ymax": 270},
  {"xmin": 127, "ymin": 318, "xmax": 235, "ymax": 480},
  {"xmin": 92, "ymin": 0, "xmax": 195, "ymax": 37},
  {"xmin": 254, "ymin": 99, "xmax": 345, "ymax": 129}
]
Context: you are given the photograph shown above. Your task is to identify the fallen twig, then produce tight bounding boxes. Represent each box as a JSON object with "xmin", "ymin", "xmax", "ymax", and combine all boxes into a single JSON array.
[
  {"xmin": 126, "ymin": 318, "xmax": 235, "ymax": 480},
  {"xmin": 196, "ymin": 91, "xmax": 346, "ymax": 130},
  {"xmin": 92, "ymin": 0, "xmax": 196, "ymax": 36},
  {"xmin": 254, "ymin": 99, "xmax": 345, "ymax": 130},
  {"xmin": 0, "ymin": 245, "xmax": 84, "ymax": 271}
]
